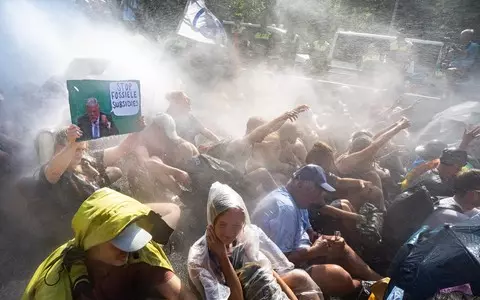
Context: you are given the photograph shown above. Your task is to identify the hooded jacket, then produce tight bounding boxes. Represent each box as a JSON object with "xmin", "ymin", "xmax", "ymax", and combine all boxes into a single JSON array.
[
  {"xmin": 22, "ymin": 188, "xmax": 173, "ymax": 300},
  {"xmin": 188, "ymin": 182, "xmax": 295, "ymax": 299}
]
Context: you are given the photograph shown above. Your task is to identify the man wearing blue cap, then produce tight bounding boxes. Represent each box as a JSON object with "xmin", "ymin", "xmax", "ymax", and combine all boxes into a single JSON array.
[{"xmin": 252, "ymin": 164, "xmax": 381, "ymax": 297}]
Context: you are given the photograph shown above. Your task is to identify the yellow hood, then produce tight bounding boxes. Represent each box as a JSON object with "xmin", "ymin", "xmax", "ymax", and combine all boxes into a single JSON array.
[{"xmin": 23, "ymin": 188, "xmax": 173, "ymax": 300}]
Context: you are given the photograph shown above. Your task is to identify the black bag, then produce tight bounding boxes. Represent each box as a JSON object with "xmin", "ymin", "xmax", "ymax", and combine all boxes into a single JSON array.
[
  {"xmin": 382, "ymin": 185, "xmax": 434, "ymax": 259},
  {"xmin": 183, "ymin": 154, "xmax": 249, "ymax": 196}
]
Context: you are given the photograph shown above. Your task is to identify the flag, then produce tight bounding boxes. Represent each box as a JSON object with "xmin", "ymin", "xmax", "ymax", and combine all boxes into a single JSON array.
[{"xmin": 177, "ymin": 0, "xmax": 227, "ymax": 45}]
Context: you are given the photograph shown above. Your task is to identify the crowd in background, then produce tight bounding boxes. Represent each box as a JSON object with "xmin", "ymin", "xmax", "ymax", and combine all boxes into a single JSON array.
[{"xmin": 1, "ymin": 80, "xmax": 478, "ymax": 300}]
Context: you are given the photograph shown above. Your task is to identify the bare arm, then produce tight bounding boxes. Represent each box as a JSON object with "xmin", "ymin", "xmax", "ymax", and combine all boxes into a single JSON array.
[
  {"xmin": 200, "ymin": 127, "xmax": 221, "ymax": 143},
  {"xmin": 44, "ymin": 125, "xmax": 82, "ymax": 184},
  {"xmin": 44, "ymin": 146, "xmax": 78, "ymax": 184},
  {"xmin": 335, "ymin": 177, "xmax": 366, "ymax": 191},
  {"xmin": 103, "ymin": 133, "xmax": 141, "ymax": 166},
  {"xmin": 317, "ymin": 205, "xmax": 363, "ymax": 222},
  {"xmin": 459, "ymin": 125, "xmax": 480, "ymax": 151},
  {"xmin": 218, "ymin": 253, "xmax": 244, "ymax": 300},
  {"xmin": 273, "ymin": 271, "xmax": 298, "ymax": 300},
  {"xmin": 134, "ymin": 146, "xmax": 185, "ymax": 177},
  {"xmin": 372, "ymin": 122, "xmax": 397, "ymax": 140},
  {"xmin": 286, "ymin": 248, "xmax": 316, "ymax": 267},
  {"xmin": 103, "ymin": 117, "xmax": 146, "ymax": 166},
  {"xmin": 336, "ymin": 119, "xmax": 410, "ymax": 174},
  {"xmin": 134, "ymin": 146, "xmax": 191, "ymax": 195},
  {"xmin": 285, "ymin": 235, "xmax": 330, "ymax": 266},
  {"xmin": 244, "ymin": 105, "xmax": 309, "ymax": 145},
  {"xmin": 206, "ymin": 225, "xmax": 244, "ymax": 300},
  {"xmin": 293, "ymin": 140, "xmax": 307, "ymax": 164}
]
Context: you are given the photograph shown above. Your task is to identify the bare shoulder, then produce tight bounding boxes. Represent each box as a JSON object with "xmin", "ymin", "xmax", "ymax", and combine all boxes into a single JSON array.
[{"xmin": 177, "ymin": 140, "xmax": 199, "ymax": 160}]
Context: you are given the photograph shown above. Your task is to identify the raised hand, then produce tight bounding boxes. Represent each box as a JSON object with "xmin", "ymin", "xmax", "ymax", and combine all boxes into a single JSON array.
[
  {"xmin": 462, "ymin": 125, "xmax": 480, "ymax": 145},
  {"xmin": 206, "ymin": 224, "xmax": 227, "ymax": 258},
  {"xmin": 397, "ymin": 117, "xmax": 411, "ymax": 130},
  {"xmin": 283, "ymin": 105, "xmax": 310, "ymax": 122},
  {"xmin": 66, "ymin": 124, "xmax": 82, "ymax": 144}
]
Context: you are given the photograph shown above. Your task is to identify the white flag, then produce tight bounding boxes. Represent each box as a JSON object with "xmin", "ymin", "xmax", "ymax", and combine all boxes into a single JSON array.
[{"xmin": 177, "ymin": 0, "xmax": 227, "ymax": 45}]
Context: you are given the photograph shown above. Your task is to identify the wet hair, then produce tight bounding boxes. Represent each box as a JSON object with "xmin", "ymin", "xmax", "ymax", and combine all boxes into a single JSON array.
[
  {"xmin": 166, "ymin": 91, "xmax": 190, "ymax": 105},
  {"xmin": 306, "ymin": 141, "xmax": 334, "ymax": 165},
  {"xmin": 351, "ymin": 130, "xmax": 373, "ymax": 140},
  {"xmin": 453, "ymin": 169, "xmax": 480, "ymax": 197},
  {"xmin": 54, "ymin": 127, "xmax": 69, "ymax": 147},
  {"xmin": 440, "ymin": 148, "xmax": 468, "ymax": 166},
  {"xmin": 350, "ymin": 136, "xmax": 373, "ymax": 153},
  {"xmin": 246, "ymin": 117, "xmax": 266, "ymax": 134}
]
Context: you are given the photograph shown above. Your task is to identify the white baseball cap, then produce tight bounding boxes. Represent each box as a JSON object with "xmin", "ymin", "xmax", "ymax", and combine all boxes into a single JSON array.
[
  {"xmin": 111, "ymin": 223, "xmax": 152, "ymax": 252},
  {"xmin": 152, "ymin": 113, "xmax": 180, "ymax": 140}
]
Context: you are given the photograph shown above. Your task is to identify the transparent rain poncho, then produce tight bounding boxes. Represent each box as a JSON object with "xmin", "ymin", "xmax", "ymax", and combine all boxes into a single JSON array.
[{"xmin": 188, "ymin": 182, "xmax": 322, "ymax": 300}]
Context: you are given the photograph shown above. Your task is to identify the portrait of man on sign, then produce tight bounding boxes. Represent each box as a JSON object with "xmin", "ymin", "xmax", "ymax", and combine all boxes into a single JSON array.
[{"xmin": 76, "ymin": 97, "xmax": 119, "ymax": 140}]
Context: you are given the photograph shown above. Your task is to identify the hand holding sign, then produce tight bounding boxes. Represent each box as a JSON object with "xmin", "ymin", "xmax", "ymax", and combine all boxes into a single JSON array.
[{"xmin": 67, "ymin": 124, "xmax": 83, "ymax": 144}]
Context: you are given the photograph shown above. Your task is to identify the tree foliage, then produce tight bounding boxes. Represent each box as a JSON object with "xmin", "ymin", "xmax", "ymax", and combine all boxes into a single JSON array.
[{"xmin": 91, "ymin": 0, "xmax": 480, "ymax": 42}]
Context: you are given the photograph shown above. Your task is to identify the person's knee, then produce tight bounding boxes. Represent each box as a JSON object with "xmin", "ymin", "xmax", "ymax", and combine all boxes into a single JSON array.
[
  {"xmin": 149, "ymin": 202, "xmax": 181, "ymax": 218},
  {"xmin": 339, "ymin": 199, "xmax": 354, "ymax": 212},
  {"xmin": 163, "ymin": 203, "xmax": 181, "ymax": 219},
  {"xmin": 284, "ymin": 269, "xmax": 313, "ymax": 287},
  {"xmin": 310, "ymin": 264, "xmax": 356, "ymax": 295},
  {"xmin": 367, "ymin": 185, "xmax": 385, "ymax": 210}
]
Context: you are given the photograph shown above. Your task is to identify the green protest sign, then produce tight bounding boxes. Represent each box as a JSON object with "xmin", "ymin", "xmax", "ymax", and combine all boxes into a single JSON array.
[{"xmin": 67, "ymin": 80, "xmax": 141, "ymax": 141}]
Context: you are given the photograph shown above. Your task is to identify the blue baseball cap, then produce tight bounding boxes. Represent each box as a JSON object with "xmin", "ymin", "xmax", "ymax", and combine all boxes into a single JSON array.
[{"xmin": 293, "ymin": 164, "xmax": 336, "ymax": 192}]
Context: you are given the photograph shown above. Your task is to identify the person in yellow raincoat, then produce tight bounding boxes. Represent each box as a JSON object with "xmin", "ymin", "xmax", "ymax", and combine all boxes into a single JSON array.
[{"xmin": 23, "ymin": 187, "xmax": 196, "ymax": 300}]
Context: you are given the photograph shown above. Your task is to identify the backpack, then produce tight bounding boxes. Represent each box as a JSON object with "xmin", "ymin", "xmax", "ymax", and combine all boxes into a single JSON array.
[
  {"xmin": 183, "ymin": 154, "xmax": 248, "ymax": 195},
  {"xmin": 382, "ymin": 186, "xmax": 434, "ymax": 259}
]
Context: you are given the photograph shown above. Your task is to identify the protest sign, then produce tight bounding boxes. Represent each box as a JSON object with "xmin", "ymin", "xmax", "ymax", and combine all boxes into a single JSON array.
[{"xmin": 67, "ymin": 80, "xmax": 141, "ymax": 141}]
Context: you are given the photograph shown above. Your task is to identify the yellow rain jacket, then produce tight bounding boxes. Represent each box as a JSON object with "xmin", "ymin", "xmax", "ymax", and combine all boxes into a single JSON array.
[{"xmin": 22, "ymin": 188, "xmax": 173, "ymax": 300}]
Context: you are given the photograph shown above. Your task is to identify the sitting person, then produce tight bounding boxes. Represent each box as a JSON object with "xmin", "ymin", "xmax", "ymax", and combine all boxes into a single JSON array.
[
  {"xmin": 402, "ymin": 148, "xmax": 469, "ymax": 197},
  {"xmin": 188, "ymin": 182, "xmax": 322, "ymax": 300},
  {"xmin": 23, "ymin": 187, "xmax": 194, "ymax": 300},
  {"xmin": 423, "ymin": 169, "xmax": 480, "ymax": 228},
  {"xmin": 252, "ymin": 165, "xmax": 382, "ymax": 297},
  {"xmin": 40, "ymin": 124, "xmax": 139, "ymax": 204},
  {"xmin": 127, "ymin": 113, "xmax": 197, "ymax": 198},
  {"xmin": 277, "ymin": 123, "xmax": 307, "ymax": 168},
  {"xmin": 165, "ymin": 91, "xmax": 220, "ymax": 145},
  {"xmin": 306, "ymin": 141, "xmax": 385, "ymax": 212},
  {"xmin": 205, "ymin": 105, "xmax": 309, "ymax": 194},
  {"xmin": 402, "ymin": 125, "xmax": 480, "ymax": 192},
  {"xmin": 247, "ymin": 122, "xmax": 307, "ymax": 185},
  {"xmin": 335, "ymin": 118, "xmax": 410, "ymax": 194}
]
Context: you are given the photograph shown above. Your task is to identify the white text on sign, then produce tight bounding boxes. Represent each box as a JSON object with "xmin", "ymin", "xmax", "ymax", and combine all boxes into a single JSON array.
[{"xmin": 110, "ymin": 81, "xmax": 140, "ymax": 116}]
